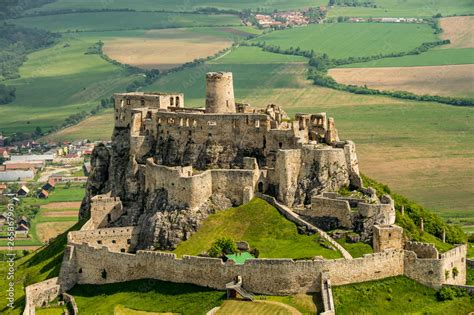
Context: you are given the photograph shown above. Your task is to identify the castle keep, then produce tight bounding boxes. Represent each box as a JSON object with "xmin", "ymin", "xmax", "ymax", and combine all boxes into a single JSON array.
[{"xmin": 23, "ymin": 72, "xmax": 468, "ymax": 314}]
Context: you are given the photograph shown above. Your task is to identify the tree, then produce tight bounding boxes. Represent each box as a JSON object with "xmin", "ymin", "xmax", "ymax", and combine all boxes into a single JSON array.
[{"xmin": 208, "ymin": 237, "xmax": 238, "ymax": 257}]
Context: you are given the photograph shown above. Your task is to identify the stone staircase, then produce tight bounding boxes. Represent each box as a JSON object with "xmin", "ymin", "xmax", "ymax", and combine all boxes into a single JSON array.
[{"xmin": 226, "ymin": 276, "xmax": 255, "ymax": 301}]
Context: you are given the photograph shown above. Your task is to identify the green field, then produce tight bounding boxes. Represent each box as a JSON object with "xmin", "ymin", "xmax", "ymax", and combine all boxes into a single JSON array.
[
  {"xmin": 0, "ymin": 184, "xmax": 82, "ymax": 247},
  {"xmin": 172, "ymin": 198, "xmax": 343, "ymax": 259},
  {"xmin": 27, "ymin": 0, "xmax": 327, "ymax": 13},
  {"xmin": 335, "ymin": 238, "xmax": 373, "ymax": 258},
  {"xmin": 338, "ymin": 48, "xmax": 474, "ymax": 68},
  {"xmin": 333, "ymin": 276, "xmax": 474, "ymax": 313},
  {"xmin": 328, "ymin": 0, "xmax": 474, "ymax": 18},
  {"xmin": 69, "ymin": 279, "xmax": 225, "ymax": 315},
  {"xmin": 10, "ymin": 12, "xmax": 241, "ymax": 32},
  {"xmin": 251, "ymin": 23, "xmax": 439, "ymax": 59},
  {"xmin": 0, "ymin": 34, "xmax": 139, "ymax": 134}
]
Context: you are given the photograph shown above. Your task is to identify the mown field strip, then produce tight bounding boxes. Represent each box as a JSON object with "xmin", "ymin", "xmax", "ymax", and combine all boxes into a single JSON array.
[{"xmin": 329, "ymin": 64, "xmax": 474, "ymax": 98}]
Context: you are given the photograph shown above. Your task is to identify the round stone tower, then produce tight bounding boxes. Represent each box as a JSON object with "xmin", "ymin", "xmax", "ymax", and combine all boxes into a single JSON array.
[{"xmin": 205, "ymin": 72, "xmax": 236, "ymax": 113}]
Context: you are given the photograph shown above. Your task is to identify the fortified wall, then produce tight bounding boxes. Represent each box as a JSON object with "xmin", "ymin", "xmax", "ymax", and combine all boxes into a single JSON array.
[{"xmin": 56, "ymin": 241, "xmax": 466, "ymax": 296}]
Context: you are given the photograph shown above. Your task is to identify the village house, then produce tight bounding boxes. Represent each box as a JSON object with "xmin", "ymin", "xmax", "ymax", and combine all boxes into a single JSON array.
[
  {"xmin": 15, "ymin": 223, "xmax": 29, "ymax": 237},
  {"xmin": 17, "ymin": 215, "xmax": 29, "ymax": 227},
  {"xmin": 42, "ymin": 179, "xmax": 56, "ymax": 192},
  {"xmin": 0, "ymin": 170, "xmax": 35, "ymax": 181},
  {"xmin": 17, "ymin": 185, "xmax": 30, "ymax": 197},
  {"xmin": 38, "ymin": 189, "xmax": 49, "ymax": 199}
]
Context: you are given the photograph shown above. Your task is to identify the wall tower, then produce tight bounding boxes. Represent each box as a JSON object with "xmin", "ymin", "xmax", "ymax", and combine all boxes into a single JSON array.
[{"xmin": 205, "ymin": 72, "xmax": 236, "ymax": 113}]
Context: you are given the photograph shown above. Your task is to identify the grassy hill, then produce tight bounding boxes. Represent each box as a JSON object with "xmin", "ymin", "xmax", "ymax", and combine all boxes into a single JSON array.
[
  {"xmin": 10, "ymin": 12, "xmax": 241, "ymax": 32},
  {"xmin": 250, "ymin": 23, "xmax": 439, "ymax": 59},
  {"xmin": 173, "ymin": 198, "xmax": 343, "ymax": 259},
  {"xmin": 333, "ymin": 276, "xmax": 473, "ymax": 314},
  {"xmin": 0, "ymin": 176, "xmax": 467, "ymax": 314}
]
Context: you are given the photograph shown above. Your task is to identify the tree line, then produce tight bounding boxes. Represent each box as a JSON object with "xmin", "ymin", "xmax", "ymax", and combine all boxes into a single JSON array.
[{"xmin": 245, "ymin": 40, "xmax": 474, "ymax": 107}]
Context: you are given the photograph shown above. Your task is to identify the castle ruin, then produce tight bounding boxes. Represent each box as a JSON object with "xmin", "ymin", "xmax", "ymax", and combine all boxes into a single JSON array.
[{"xmin": 23, "ymin": 72, "xmax": 468, "ymax": 314}]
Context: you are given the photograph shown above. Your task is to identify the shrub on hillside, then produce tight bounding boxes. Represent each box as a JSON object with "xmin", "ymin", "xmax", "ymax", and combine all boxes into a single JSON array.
[
  {"xmin": 0, "ymin": 83, "xmax": 15, "ymax": 104},
  {"xmin": 436, "ymin": 287, "xmax": 468, "ymax": 301},
  {"xmin": 208, "ymin": 237, "xmax": 238, "ymax": 257}
]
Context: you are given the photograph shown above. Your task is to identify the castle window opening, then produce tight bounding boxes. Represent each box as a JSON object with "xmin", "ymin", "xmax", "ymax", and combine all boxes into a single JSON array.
[
  {"xmin": 112, "ymin": 240, "xmax": 116, "ymax": 244},
  {"xmin": 255, "ymin": 120, "xmax": 260, "ymax": 128},
  {"xmin": 97, "ymin": 240, "xmax": 102, "ymax": 244},
  {"xmin": 170, "ymin": 97, "xmax": 174, "ymax": 106},
  {"xmin": 120, "ymin": 100, "xmax": 124, "ymax": 108},
  {"xmin": 176, "ymin": 97, "xmax": 180, "ymax": 106},
  {"xmin": 141, "ymin": 98, "xmax": 145, "ymax": 106},
  {"xmin": 78, "ymin": 268, "xmax": 82, "ymax": 274},
  {"xmin": 120, "ymin": 249, "xmax": 125, "ymax": 253},
  {"xmin": 279, "ymin": 142, "xmax": 283, "ymax": 149},
  {"xmin": 146, "ymin": 111, "xmax": 152, "ymax": 119},
  {"xmin": 258, "ymin": 182, "xmax": 264, "ymax": 193},
  {"xmin": 388, "ymin": 233, "xmax": 391, "ymax": 238},
  {"xmin": 180, "ymin": 118, "xmax": 184, "ymax": 127},
  {"xmin": 263, "ymin": 136, "xmax": 266, "ymax": 149},
  {"xmin": 126, "ymin": 99, "xmax": 131, "ymax": 105},
  {"xmin": 101, "ymin": 269, "xmax": 107, "ymax": 279},
  {"xmin": 127, "ymin": 239, "xmax": 131, "ymax": 244},
  {"xmin": 193, "ymin": 120, "xmax": 197, "ymax": 128},
  {"xmin": 107, "ymin": 214, "xmax": 111, "ymax": 223}
]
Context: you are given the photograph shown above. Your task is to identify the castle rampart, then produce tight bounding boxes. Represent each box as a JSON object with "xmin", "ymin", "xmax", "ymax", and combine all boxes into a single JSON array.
[
  {"xmin": 57, "ymin": 240, "xmax": 464, "ymax": 296},
  {"xmin": 405, "ymin": 241, "xmax": 439, "ymax": 259},
  {"xmin": 68, "ymin": 226, "xmax": 140, "ymax": 253}
]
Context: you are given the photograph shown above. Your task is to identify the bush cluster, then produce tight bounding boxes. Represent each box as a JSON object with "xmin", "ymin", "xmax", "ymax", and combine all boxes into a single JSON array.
[{"xmin": 208, "ymin": 237, "xmax": 238, "ymax": 257}]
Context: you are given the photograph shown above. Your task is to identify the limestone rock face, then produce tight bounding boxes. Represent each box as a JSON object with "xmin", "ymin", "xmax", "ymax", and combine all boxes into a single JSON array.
[{"xmin": 79, "ymin": 143, "xmax": 111, "ymax": 219}]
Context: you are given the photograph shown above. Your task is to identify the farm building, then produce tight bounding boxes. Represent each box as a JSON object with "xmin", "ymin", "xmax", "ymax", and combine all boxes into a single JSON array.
[
  {"xmin": 4, "ymin": 160, "xmax": 45, "ymax": 171},
  {"xmin": 10, "ymin": 154, "xmax": 55, "ymax": 163},
  {"xmin": 17, "ymin": 185, "xmax": 30, "ymax": 197},
  {"xmin": 15, "ymin": 224, "xmax": 29, "ymax": 236},
  {"xmin": 17, "ymin": 215, "xmax": 29, "ymax": 227},
  {"xmin": 42, "ymin": 179, "xmax": 56, "ymax": 191},
  {"xmin": 0, "ymin": 170, "xmax": 35, "ymax": 181},
  {"xmin": 38, "ymin": 189, "xmax": 49, "ymax": 199}
]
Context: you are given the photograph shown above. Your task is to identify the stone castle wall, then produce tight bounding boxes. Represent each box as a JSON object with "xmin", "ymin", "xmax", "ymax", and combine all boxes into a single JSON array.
[
  {"xmin": 88, "ymin": 195, "xmax": 123, "ymax": 229},
  {"xmin": 405, "ymin": 241, "xmax": 439, "ymax": 259},
  {"xmin": 60, "ymin": 242, "xmax": 406, "ymax": 295},
  {"xmin": 24, "ymin": 277, "xmax": 60, "ymax": 315},
  {"xmin": 143, "ymin": 158, "xmax": 260, "ymax": 209},
  {"xmin": 404, "ymin": 244, "xmax": 466, "ymax": 289},
  {"xmin": 68, "ymin": 226, "xmax": 140, "ymax": 253}
]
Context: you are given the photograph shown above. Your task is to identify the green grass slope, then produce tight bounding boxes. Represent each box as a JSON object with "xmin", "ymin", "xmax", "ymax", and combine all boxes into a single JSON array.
[
  {"xmin": 333, "ymin": 276, "xmax": 474, "ymax": 314},
  {"xmin": 69, "ymin": 279, "xmax": 225, "ymax": 315},
  {"xmin": 10, "ymin": 12, "xmax": 241, "ymax": 32},
  {"xmin": 251, "ymin": 23, "xmax": 439, "ymax": 59},
  {"xmin": 0, "ymin": 221, "xmax": 84, "ymax": 315},
  {"xmin": 172, "ymin": 198, "xmax": 343, "ymax": 259},
  {"xmin": 0, "ymin": 35, "xmax": 139, "ymax": 134},
  {"xmin": 328, "ymin": 0, "xmax": 473, "ymax": 18},
  {"xmin": 338, "ymin": 48, "xmax": 474, "ymax": 68},
  {"xmin": 27, "ymin": 0, "xmax": 327, "ymax": 13}
]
